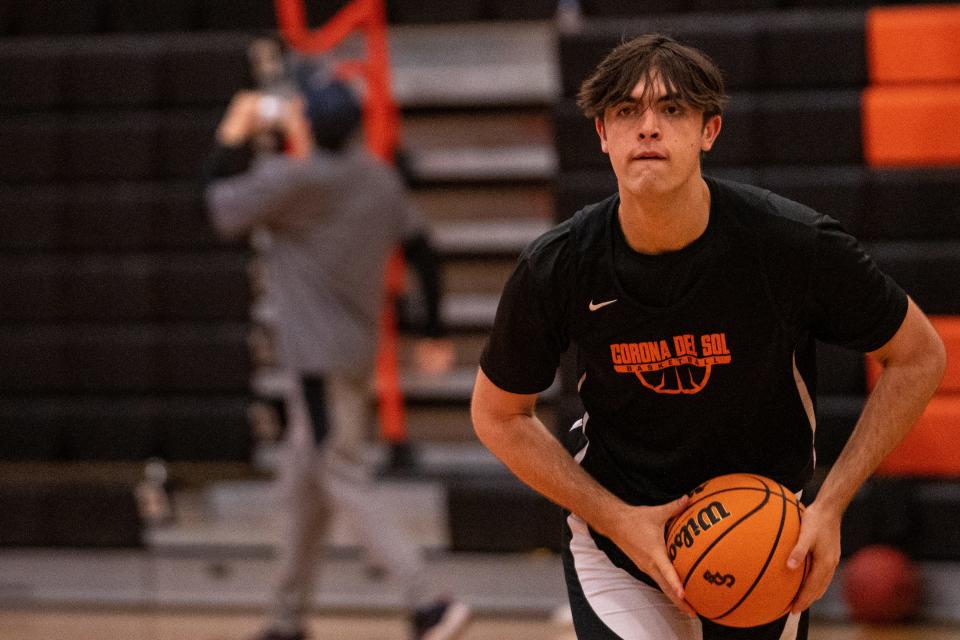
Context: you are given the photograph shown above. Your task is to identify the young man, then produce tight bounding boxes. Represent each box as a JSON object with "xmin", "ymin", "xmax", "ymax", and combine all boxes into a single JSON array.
[{"xmin": 471, "ymin": 35, "xmax": 945, "ymax": 640}]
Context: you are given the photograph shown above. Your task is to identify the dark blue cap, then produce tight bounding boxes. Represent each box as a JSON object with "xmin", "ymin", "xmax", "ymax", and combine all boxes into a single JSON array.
[{"xmin": 295, "ymin": 60, "xmax": 363, "ymax": 151}]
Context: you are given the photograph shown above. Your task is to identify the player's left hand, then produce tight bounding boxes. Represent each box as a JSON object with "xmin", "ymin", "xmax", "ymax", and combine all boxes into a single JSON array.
[{"xmin": 786, "ymin": 500, "xmax": 842, "ymax": 614}]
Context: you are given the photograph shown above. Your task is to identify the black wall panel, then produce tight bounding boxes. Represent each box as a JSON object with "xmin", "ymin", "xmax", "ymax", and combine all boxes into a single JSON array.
[
  {"xmin": 706, "ymin": 95, "xmax": 761, "ymax": 166},
  {"xmin": 64, "ymin": 112, "xmax": 160, "ymax": 180},
  {"xmin": 0, "ymin": 325, "xmax": 249, "ymax": 393},
  {"xmin": 579, "ymin": 0, "xmax": 693, "ymax": 17},
  {"xmin": 760, "ymin": 11, "xmax": 866, "ymax": 88},
  {"xmin": 0, "ymin": 397, "xmax": 250, "ymax": 462},
  {"xmin": 0, "ymin": 400, "xmax": 68, "ymax": 460},
  {"xmin": 197, "ymin": 0, "xmax": 276, "ymax": 30},
  {"xmin": 487, "ymin": 0, "xmax": 557, "ymax": 19},
  {"xmin": 756, "ymin": 90, "xmax": 862, "ymax": 164},
  {"xmin": 160, "ymin": 34, "xmax": 252, "ymax": 106},
  {"xmin": 756, "ymin": 166, "xmax": 868, "ymax": 232},
  {"xmin": 909, "ymin": 483, "xmax": 960, "ymax": 561},
  {"xmin": 106, "ymin": 0, "xmax": 200, "ymax": 32},
  {"xmin": 867, "ymin": 169, "xmax": 960, "ymax": 241},
  {"xmin": 13, "ymin": 0, "xmax": 106, "ymax": 35},
  {"xmin": 388, "ymin": 0, "xmax": 484, "ymax": 23},
  {"xmin": 157, "ymin": 398, "xmax": 251, "ymax": 461},
  {"xmin": 65, "ymin": 185, "xmax": 162, "ymax": 251},
  {"xmin": 0, "ymin": 481, "xmax": 141, "ymax": 547},
  {"xmin": 869, "ymin": 243, "xmax": 960, "ymax": 314},
  {"xmin": 62, "ymin": 183, "xmax": 224, "ymax": 251},
  {"xmin": 0, "ymin": 115, "xmax": 64, "ymax": 182},
  {"xmin": 64, "ymin": 37, "xmax": 164, "ymax": 107},
  {"xmin": 0, "ymin": 40, "xmax": 67, "ymax": 109},
  {"xmin": 447, "ymin": 474, "xmax": 564, "ymax": 552},
  {"xmin": 158, "ymin": 109, "xmax": 221, "ymax": 179},
  {"xmin": 0, "ymin": 328, "xmax": 70, "ymax": 392}
]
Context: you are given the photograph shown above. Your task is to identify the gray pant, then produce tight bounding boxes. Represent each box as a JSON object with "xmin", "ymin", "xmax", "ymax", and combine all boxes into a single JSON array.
[{"xmin": 269, "ymin": 374, "xmax": 428, "ymax": 632}]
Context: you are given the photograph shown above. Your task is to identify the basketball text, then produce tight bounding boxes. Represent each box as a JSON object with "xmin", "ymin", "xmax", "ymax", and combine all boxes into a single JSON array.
[
  {"xmin": 667, "ymin": 501, "xmax": 731, "ymax": 561},
  {"xmin": 703, "ymin": 570, "xmax": 736, "ymax": 588}
]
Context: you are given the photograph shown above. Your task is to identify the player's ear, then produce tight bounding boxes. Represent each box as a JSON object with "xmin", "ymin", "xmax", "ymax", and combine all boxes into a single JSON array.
[
  {"xmin": 595, "ymin": 116, "xmax": 610, "ymax": 154},
  {"xmin": 700, "ymin": 114, "xmax": 722, "ymax": 152}
]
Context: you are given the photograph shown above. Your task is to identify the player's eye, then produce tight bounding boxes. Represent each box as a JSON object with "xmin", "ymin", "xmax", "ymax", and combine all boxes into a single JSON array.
[
  {"xmin": 664, "ymin": 103, "xmax": 683, "ymax": 115},
  {"xmin": 616, "ymin": 105, "xmax": 635, "ymax": 117}
]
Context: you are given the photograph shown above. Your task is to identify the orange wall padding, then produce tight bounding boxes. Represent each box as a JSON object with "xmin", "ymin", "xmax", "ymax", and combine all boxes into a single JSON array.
[
  {"xmin": 866, "ymin": 316, "xmax": 960, "ymax": 393},
  {"xmin": 875, "ymin": 396, "xmax": 960, "ymax": 476},
  {"xmin": 867, "ymin": 5, "xmax": 960, "ymax": 84},
  {"xmin": 863, "ymin": 85, "xmax": 960, "ymax": 166}
]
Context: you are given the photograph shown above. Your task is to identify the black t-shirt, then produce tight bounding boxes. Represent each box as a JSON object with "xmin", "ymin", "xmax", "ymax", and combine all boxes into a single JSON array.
[
  {"xmin": 479, "ymin": 176, "xmax": 908, "ymax": 582},
  {"xmin": 612, "ymin": 201, "xmax": 714, "ymax": 309}
]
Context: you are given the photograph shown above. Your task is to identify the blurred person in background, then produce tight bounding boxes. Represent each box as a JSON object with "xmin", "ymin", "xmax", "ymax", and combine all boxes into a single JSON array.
[{"xmin": 204, "ymin": 66, "xmax": 470, "ymax": 640}]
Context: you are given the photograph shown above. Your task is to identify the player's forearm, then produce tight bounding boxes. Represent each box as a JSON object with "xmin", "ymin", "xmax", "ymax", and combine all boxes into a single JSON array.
[
  {"xmin": 816, "ymin": 335, "xmax": 945, "ymax": 514},
  {"xmin": 472, "ymin": 407, "xmax": 629, "ymax": 536}
]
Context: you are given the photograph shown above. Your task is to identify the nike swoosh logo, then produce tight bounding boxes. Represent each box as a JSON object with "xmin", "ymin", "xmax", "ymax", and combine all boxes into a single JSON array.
[{"xmin": 589, "ymin": 299, "xmax": 618, "ymax": 311}]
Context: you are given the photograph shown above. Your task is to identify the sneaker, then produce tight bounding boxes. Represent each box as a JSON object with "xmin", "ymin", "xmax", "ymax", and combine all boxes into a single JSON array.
[
  {"xmin": 411, "ymin": 599, "xmax": 472, "ymax": 640},
  {"xmin": 250, "ymin": 628, "xmax": 307, "ymax": 640}
]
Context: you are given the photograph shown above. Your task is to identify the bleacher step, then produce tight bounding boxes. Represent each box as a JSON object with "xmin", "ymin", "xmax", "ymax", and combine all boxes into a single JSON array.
[
  {"xmin": 433, "ymin": 218, "xmax": 551, "ymax": 255},
  {"xmin": 411, "ymin": 184, "xmax": 555, "ymax": 222},
  {"xmin": 389, "ymin": 21, "xmax": 559, "ymax": 107},
  {"xmin": 402, "ymin": 109, "xmax": 552, "ymax": 150},
  {"xmin": 0, "ymin": 546, "xmax": 567, "ymax": 614},
  {"xmin": 408, "ymin": 144, "xmax": 557, "ymax": 183},
  {"xmin": 404, "ymin": 403, "xmax": 559, "ymax": 442},
  {"xmin": 441, "ymin": 292, "xmax": 499, "ymax": 329}
]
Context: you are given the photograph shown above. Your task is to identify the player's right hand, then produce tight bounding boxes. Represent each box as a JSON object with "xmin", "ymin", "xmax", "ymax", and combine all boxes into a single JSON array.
[{"xmin": 606, "ymin": 495, "xmax": 698, "ymax": 618}]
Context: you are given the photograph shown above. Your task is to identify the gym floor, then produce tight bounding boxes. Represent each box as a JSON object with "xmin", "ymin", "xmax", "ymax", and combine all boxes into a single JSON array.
[{"xmin": 2, "ymin": 608, "xmax": 959, "ymax": 640}]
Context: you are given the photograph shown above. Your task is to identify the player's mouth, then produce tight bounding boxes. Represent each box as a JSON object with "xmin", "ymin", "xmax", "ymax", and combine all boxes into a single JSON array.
[{"xmin": 631, "ymin": 151, "xmax": 668, "ymax": 161}]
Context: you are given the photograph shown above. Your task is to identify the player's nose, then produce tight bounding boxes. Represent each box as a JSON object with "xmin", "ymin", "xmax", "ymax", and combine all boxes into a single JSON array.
[{"xmin": 636, "ymin": 110, "xmax": 660, "ymax": 139}]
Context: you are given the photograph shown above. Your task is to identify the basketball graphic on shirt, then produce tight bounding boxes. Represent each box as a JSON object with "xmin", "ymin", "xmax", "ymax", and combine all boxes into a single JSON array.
[
  {"xmin": 665, "ymin": 473, "xmax": 808, "ymax": 627},
  {"xmin": 610, "ymin": 332, "xmax": 731, "ymax": 395},
  {"xmin": 638, "ymin": 362, "xmax": 712, "ymax": 394}
]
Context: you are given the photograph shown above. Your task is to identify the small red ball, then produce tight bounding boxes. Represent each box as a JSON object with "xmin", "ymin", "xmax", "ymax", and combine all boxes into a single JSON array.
[{"xmin": 841, "ymin": 544, "xmax": 921, "ymax": 624}]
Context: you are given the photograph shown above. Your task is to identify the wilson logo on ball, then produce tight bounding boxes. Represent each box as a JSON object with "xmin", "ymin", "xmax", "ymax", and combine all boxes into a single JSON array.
[
  {"xmin": 703, "ymin": 571, "xmax": 736, "ymax": 588},
  {"xmin": 667, "ymin": 501, "xmax": 731, "ymax": 561}
]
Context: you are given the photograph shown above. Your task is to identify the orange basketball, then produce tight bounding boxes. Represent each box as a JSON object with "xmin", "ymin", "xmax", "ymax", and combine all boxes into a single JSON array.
[{"xmin": 665, "ymin": 473, "xmax": 809, "ymax": 627}]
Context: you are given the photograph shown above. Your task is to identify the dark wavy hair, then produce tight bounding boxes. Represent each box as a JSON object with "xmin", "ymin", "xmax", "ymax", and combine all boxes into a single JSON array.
[{"xmin": 577, "ymin": 34, "xmax": 728, "ymax": 123}]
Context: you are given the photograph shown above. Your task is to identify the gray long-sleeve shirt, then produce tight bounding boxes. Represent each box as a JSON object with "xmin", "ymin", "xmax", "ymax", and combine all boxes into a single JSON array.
[{"xmin": 206, "ymin": 146, "xmax": 424, "ymax": 376}]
